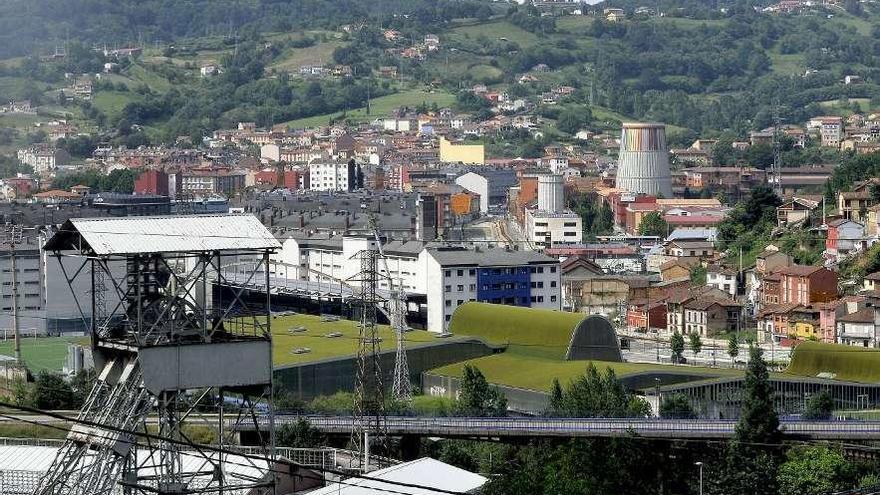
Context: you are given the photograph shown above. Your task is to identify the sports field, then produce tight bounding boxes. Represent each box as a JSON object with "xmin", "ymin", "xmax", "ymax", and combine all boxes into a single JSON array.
[{"xmin": 0, "ymin": 336, "xmax": 86, "ymax": 373}]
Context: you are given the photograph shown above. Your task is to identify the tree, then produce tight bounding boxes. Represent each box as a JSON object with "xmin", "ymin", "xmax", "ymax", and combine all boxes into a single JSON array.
[
  {"xmin": 689, "ymin": 332, "xmax": 703, "ymax": 357},
  {"xmin": 454, "ymin": 365, "xmax": 507, "ymax": 417},
  {"xmin": 690, "ymin": 265, "xmax": 707, "ymax": 285},
  {"xmin": 670, "ymin": 331, "xmax": 685, "ymax": 364},
  {"xmin": 727, "ymin": 333, "xmax": 740, "ymax": 364},
  {"xmin": 549, "ymin": 378, "xmax": 564, "ymax": 414},
  {"xmin": 30, "ymin": 371, "xmax": 74, "ymax": 410},
  {"xmin": 803, "ymin": 389, "xmax": 834, "ymax": 420},
  {"xmin": 777, "ymin": 446, "xmax": 855, "ymax": 495},
  {"xmin": 660, "ymin": 393, "xmax": 697, "ymax": 419},
  {"xmin": 277, "ymin": 419, "xmax": 325, "ymax": 448},
  {"xmin": 735, "ymin": 345, "xmax": 779, "ymax": 445},
  {"xmin": 714, "ymin": 346, "xmax": 781, "ymax": 495},
  {"xmin": 556, "ymin": 107, "xmax": 592, "ymax": 135},
  {"xmin": 70, "ymin": 368, "xmax": 96, "ymax": 409},
  {"xmin": 550, "ymin": 363, "xmax": 650, "ymax": 417},
  {"xmin": 638, "ymin": 211, "xmax": 668, "ymax": 238}
]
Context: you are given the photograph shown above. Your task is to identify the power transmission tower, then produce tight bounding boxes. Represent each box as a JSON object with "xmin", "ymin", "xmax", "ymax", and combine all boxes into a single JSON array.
[
  {"xmin": 349, "ymin": 238, "xmax": 387, "ymax": 470},
  {"xmin": 370, "ymin": 215, "xmax": 411, "ymax": 403},
  {"xmin": 2, "ymin": 223, "xmax": 23, "ymax": 363}
]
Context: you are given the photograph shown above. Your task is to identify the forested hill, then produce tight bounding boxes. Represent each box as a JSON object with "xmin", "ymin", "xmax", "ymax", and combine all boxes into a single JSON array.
[{"xmin": 0, "ymin": 0, "xmax": 494, "ymax": 59}]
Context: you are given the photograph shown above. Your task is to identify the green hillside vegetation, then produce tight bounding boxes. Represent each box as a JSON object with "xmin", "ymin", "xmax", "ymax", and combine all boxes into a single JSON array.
[
  {"xmin": 284, "ymin": 89, "xmax": 455, "ymax": 128},
  {"xmin": 785, "ymin": 341, "xmax": 880, "ymax": 383},
  {"xmin": 269, "ymin": 40, "xmax": 346, "ymax": 72}
]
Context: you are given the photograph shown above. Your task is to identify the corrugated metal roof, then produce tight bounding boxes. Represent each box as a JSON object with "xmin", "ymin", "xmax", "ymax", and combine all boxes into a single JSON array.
[
  {"xmin": 308, "ymin": 458, "xmax": 487, "ymax": 495},
  {"xmin": 45, "ymin": 214, "xmax": 280, "ymax": 255}
]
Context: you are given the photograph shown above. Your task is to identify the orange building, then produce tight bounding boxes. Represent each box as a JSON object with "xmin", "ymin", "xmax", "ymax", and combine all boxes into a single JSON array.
[{"xmin": 450, "ymin": 192, "xmax": 477, "ymax": 216}]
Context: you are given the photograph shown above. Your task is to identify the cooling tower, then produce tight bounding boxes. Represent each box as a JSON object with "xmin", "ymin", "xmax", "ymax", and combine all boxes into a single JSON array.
[
  {"xmin": 538, "ymin": 174, "xmax": 564, "ymax": 212},
  {"xmin": 615, "ymin": 122, "xmax": 673, "ymax": 197}
]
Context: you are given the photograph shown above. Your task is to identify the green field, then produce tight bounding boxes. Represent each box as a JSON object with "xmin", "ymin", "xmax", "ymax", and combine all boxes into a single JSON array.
[
  {"xmin": 269, "ymin": 41, "xmax": 345, "ymax": 72},
  {"xmin": 92, "ymin": 91, "xmax": 142, "ymax": 120},
  {"xmin": 449, "ymin": 21, "xmax": 540, "ymax": 47},
  {"xmin": 785, "ymin": 341, "xmax": 880, "ymax": 383},
  {"xmin": 0, "ymin": 336, "xmax": 86, "ymax": 373},
  {"xmin": 284, "ymin": 89, "xmax": 455, "ymax": 128},
  {"xmin": 0, "ymin": 113, "xmax": 42, "ymax": 130},
  {"xmin": 769, "ymin": 49, "xmax": 806, "ymax": 76},
  {"xmin": 271, "ymin": 314, "xmax": 461, "ymax": 366},
  {"xmin": 819, "ymin": 97, "xmax": 872, "ymax": 114}
]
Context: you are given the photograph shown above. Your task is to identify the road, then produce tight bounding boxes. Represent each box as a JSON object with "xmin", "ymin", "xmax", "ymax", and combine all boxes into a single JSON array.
[{"xmin": 236, "ymin": 415, "xmax": 880, "ymax": 441}]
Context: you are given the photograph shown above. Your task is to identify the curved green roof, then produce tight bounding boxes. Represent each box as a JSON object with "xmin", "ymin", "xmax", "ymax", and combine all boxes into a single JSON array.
[
  {"xmin": 786, "ymin": 341, "xmax": 880, "ymax": 383},
  {"xmin": 448, "ymin": 302, "xmax": 588, "ymax": 360}
]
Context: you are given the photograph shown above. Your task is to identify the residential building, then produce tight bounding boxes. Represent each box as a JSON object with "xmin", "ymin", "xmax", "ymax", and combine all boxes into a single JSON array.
[
  {"xmin": 454, "ymin": 170, "xmax": 517, "ymax": 213},
  {"xmin": 134, "ymin": 169, "xmax": 170, "ymax": 196},
  {"xmin": 308, "ymin": 160, "xmax": 362, "ymax": 192},
  {"xmin": 837, "ymin": 308, "xmax": 876, "ymax": 347},
  {"xmin": 825, "ymin": 218, "xmax": 865, "ymax": 261},
  {"xmin": 524, "ymin": 210, "xmax": 582, "ymax": 249},
  {"xmin": 706, "ymin": 265, "xmax": 738, "ymax": 298},
  {"xmin": 683, "ymin": 298, "xmax": 743, "ymax": 337},
  {"xmin": 778, "ymin": 265, "xmax": 838, "ymax": 305},
  {"xmin": 423, "ymin": 246, "xmax": 560, "ymax": 332},
  {"xmin": 776, "ymin": 197, "xmax": 819, "ymax": 226},
  {"xmin": 16, "ymin": 145, "xmax": 70, "ymax": 175}
]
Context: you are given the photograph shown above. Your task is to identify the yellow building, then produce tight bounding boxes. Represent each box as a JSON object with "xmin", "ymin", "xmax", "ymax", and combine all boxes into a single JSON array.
[
  {"xmin": 439, "ymin": 137, "xmax": 484, "ymax": 165},
  {"xmin": 793, "ymin": 319, "xmax": 819, "ymax": 340}
]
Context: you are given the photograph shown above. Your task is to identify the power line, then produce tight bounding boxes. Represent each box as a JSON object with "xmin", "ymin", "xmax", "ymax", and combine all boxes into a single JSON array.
[{"xmin": 0, "ymin": 400, "xmax": 471, "ymax": 495}]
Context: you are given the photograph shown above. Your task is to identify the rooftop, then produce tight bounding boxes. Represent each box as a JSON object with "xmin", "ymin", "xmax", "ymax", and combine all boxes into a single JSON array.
[{"xmin": 426, "ymin": 246, "xmax": 556, "ymax": 267}]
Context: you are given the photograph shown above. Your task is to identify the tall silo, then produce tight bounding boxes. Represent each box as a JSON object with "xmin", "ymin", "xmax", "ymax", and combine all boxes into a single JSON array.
[
  {"xmin": 615, "ymin": 122, "xmax": 673, "ymax": 197},
  {"xmin": 538, "ymin": 174, "xmax": 564, "ymax": 212}
]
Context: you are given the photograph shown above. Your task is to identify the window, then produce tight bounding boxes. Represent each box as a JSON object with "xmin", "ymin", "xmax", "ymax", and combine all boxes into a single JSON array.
[
  {"xmin": 563, "ymin": 222, "xmax": 577, "ymax": 227},
  {"xmin": 550, "ymin": 281, "xmax": 557, "ymax": 288},
  {"xmin": 457, "ymin": 269, "xmax": 464, "ymax": 277},
  {"xmin": 530, "ymin": 296, "xmax": 537, "ymax": 303},
  {"xmin": 564, "ymin": 232, "xmax": 577, "ymax": 236},
  {"xmin": 536, "ymin": 296, "xmax": 544, "ymax": 303},
  {"xmin": 457, "ymin": 285, "xmax": 464, "ymax": 291},
  {"xmin": 469, "ymin": 269, "xmax": 476, "ymax": 276},
  {"xmin": 469, "ymin": 284, "xmax": 476, "ymax": 291},
  {"xmin": 444, "ymin": 285, "xmax": 451, "ymax": 292},
  {"xmin": 538, "ymin": 267, "xmax": 544, "ymax": 273},
  {"xmin": 457, "ymin": 300, "xmax": 463, "ymax": 306},
  {"xmin": 445, "ymin": 315, "xmax": 451, "ymax": 322},
  {"xmin": 530, "ymin": 282, "xmax": 537, "ymax": 289},
  {"xmin": 445, "ymin": 300, "xmax": 452, "ymax": 307},
  {"xmin": 444, "ymin": 270, "xmax": 451, "ymax": 277},
  {"xmin": 550, "ymin": 267, "xmax": 557, "ymax": 273},
  {"xmin": 551, "ymin": 295, "xmax": 557, "ymax": 302}
]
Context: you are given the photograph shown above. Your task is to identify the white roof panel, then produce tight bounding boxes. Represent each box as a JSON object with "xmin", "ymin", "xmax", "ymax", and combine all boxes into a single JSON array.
[
  {"xmin": 47, "ymin": 214, "xmax": 280, "ymax": 255},
  {"xmin": 308, "ymin": 458, "xmax": 487, "ymax": 495}
]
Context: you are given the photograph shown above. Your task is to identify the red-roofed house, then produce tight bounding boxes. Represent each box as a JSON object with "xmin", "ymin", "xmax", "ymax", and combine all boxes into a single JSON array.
[{"xmin": 777, "ymin": 265, "xmax": 838, "ymax": 305}]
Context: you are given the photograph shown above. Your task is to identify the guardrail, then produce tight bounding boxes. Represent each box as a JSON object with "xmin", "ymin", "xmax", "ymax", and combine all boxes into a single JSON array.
[{"xmin": 233, "ymin": 416, "xmax": 880, "ymax": 440}]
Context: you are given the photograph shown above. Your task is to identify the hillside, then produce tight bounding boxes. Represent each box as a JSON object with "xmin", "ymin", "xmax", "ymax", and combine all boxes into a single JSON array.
[{"xmin": 2, "ymin": 1, "xmax": 880, "ymax": 150}]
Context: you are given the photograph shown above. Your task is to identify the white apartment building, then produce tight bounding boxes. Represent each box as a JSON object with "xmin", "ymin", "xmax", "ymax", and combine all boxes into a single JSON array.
[
  {"xmin": 16, "ymin": 146, "xmax": 70, "ymax": 175},
  {"xmin": 308, "ymin": 160, "xmax": 360, "ymax": 192},
  {"xmin": 421, "ymin": 246, "xmax": 561, "ymax": 333},
  {"xmin": 524, "ymin": 210, "xmax": 582, "ymax": 249}
]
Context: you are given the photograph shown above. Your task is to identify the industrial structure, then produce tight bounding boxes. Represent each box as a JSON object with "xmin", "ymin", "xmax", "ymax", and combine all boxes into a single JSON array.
[
  {"xmin": 615, "ymin": 122, "xmax": 673, "ymax": 197},
  {"xmin": 36, "ymin": 215, "xmax": 279, "ymax": 495}
]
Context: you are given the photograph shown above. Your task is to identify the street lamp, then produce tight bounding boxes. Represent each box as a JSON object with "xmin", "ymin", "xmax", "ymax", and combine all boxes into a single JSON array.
[{"xmin": 695, "ymin": 461, "xmax": 704, "ymax": 495}]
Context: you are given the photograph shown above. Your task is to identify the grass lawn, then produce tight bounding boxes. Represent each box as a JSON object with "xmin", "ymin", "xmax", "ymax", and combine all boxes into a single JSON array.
[
  {"xmin": 430, "ymin": 353, "xmax": 739, "ymax": 392},
  {"xmin": 785, "ymin": 341, "xmax": 880, "ymax": 383},
  {"xmin": 768, "ymin": 49, "xmax": 806, "ymax": 76},
  {"xmin": 828, "ymin": 12, "xmax": 873, "ymax": 36},
  {"xmin": 0, "ymin": 336, "xmax": 86, "ymax": 373},
  {"xmin": 284, "ymin": 89, "xmax": 455, "ymax": 128},
  {"xmin": 556, "ymin": 16, "xmax": 596, "ymax": 32},
  {"xmin": 819, "ymin": 97, "xmax": 872, "ymax": 114},
  {"xmin": 467, "ymin": 64, "xmax": 504, "ymax": 83},
  {"xmin": 0, "ymin": 76, "xmax": 45, "ymax": 101},
  {"xmin": 125, "ymin": 63, "xmax": 173, "ymax": 93},
  {"xmin": 269, "ymin": 41, "xmax": 345, "ymax": 72},
  {"xmin": 271, "ymin": 314, "xmax": 461, "ymax": 367},
  {"xmin": 92, "ymin": 91, "xmax": 142, "ymax": 120},
  {"xmin": 0, "ymin": 113, "xmax": 42, "ymax": 130},
  {"xmin": 449, "ymin": 21, "xmax": 540, "ymax": 47}
]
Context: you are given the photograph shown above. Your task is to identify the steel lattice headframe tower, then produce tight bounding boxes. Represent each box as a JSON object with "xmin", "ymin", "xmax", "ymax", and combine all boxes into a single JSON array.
[{"xmin": 36, "ymin": 215, "xmax": 280, "ymax": 495}]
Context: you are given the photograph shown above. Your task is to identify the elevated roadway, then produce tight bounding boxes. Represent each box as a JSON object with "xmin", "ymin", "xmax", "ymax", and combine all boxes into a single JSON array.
[{"xmin": 237, "ymin": 415, "xmax": 880, "ymax": 441}]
